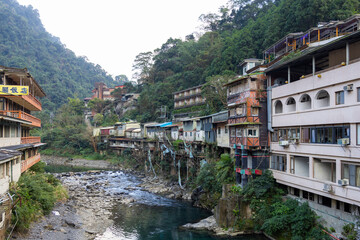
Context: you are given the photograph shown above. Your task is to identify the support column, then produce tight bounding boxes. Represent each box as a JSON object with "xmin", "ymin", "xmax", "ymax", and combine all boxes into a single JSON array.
[
  {"xmin": 309, "ymin": 156, "xmax": 314, "ymax": 178},
  {"xmin": 286, "ymin": 154, "xmax": 291, "ymax": 174},
  {"xmin": 346, "ymin": 42, "xmax": 350, "ymax": 65},
  {"xmin": 312, "ymin": 56, "xmax": 316, "ymax": 76},
  {"xmin": 287, "ymin": 66, "xmax": 291, "ymax": 83},
  {"xmin": 336, "ymin": 159, "xmax": 341, "ymax": 183}
]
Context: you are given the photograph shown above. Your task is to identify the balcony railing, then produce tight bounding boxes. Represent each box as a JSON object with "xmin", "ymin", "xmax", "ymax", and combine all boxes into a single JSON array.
[
  {"xmin": 21, "ymin": 154, "xmax": 41, "ymax": 173},
  {"xmin": 5, "ymin": 93, "xmax": 42, "ymax": 111},
  {"xmin": 0, "ymin": 110, "xmax": 41, "ymax": 127},
  {"xmin": 21, "ymin": 136, "xmax": 41, "ymax": 144}
]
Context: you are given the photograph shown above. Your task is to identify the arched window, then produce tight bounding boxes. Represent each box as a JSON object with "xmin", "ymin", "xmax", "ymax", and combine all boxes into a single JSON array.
[
  {"xmin": 286, "ymin": 97, "xmax": 296, "ymax": 112},
  {"xmin": 315, "ymin": 90, "xmax": 330, "ymax": 108},
  {"xmin": 274, "ymin": 100, "xmax": 283, "ymax": 114},
  {"xmin": 299, "ymin": 94, "xmax": 311, "ymax": 110}
]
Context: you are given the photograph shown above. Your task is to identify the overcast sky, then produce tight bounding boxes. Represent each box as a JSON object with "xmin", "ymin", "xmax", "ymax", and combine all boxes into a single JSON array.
[{"xmin": 17, "ymin": 0, "xmax": 229, "ymax": 81}]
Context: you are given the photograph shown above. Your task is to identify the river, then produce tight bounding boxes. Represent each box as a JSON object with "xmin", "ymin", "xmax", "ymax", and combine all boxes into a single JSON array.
[
  {"xmin": 65, "ymin": 170, "xmax": 267, "ymax": 240},
  {"xmin": 19, "ymin": 161, "xmax": 268, "ymax": 240}
]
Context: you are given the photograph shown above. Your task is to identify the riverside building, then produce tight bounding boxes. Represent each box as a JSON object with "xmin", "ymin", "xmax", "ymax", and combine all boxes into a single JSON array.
[
  {"xmin": 0, "ymin": 66, "xmax": 46, "ymax": 237},
  {"xmin": 266, "ymin": 15, "xmax": 360, "ymax": 231}
]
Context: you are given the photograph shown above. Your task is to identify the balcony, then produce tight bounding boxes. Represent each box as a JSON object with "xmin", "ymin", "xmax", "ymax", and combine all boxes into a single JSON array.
[
  {"xmin": 21, "ymin": 136, "xmax": 41, "ymax": 144},
  {"xmin": 21, "ymin": 154, "xmax": 41, "ymax": 173},
  {"xmin": 0, "ymin": 110, "xmax": 41, "ymax": 127},
  {"xmin": 4, "ymin": 93, "xmax": 42, "ymax": 111},
  {"xmin": 272, "ymin": 170, "xmax": 360, "ymax": 206}
]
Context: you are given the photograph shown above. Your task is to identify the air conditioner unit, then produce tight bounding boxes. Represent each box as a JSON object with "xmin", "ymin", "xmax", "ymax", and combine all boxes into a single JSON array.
[
  {"xmin": 279, "ymin": 140, "xmax": 289, "ymax": 147},
  {"xmin": 338, "ymin": 179, "xmax": 349, "ymax": 186},
  {"xmin": 323, "ymin": 183, "xmax": 333, "ymax": 192},
  {"xmin": 343, "ymin": 84, "xmax": 353, "ymax": 91},
  {"xmin": 337, "ymin": 138, "xmax": 350, "ymax": 146}
]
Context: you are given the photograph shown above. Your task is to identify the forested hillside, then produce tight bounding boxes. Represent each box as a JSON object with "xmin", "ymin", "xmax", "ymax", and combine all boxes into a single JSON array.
[
  {"xmin": 132, "ymin": 0, "xmax": 360, "ymax": 122},
  {"xmin": 0, "ymin": 0, "xmax": 115, "ymax": 111}
]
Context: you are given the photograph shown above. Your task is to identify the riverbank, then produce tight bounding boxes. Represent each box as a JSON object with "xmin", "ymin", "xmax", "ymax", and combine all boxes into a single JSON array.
[{"xmin": 13, "ymin": 156, "xmax": 252, "ymax": 239}]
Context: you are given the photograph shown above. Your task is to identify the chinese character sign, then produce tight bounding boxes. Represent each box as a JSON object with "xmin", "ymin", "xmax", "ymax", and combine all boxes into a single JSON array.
[{"xmin": 0, "ymin": 85, "xmax": 29, "ymax": 95}]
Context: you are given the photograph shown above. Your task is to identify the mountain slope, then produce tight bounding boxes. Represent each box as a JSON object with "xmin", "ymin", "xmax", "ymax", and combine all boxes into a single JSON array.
[{"xmin": 0, "ymin": 0, "xmax": 115, "ymax": 111}]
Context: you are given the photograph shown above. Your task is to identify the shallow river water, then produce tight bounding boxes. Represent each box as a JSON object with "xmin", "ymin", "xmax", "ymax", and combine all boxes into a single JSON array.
[{"xmin": 76, "ymin": 171, "xmax": 269, "ymax": 240}]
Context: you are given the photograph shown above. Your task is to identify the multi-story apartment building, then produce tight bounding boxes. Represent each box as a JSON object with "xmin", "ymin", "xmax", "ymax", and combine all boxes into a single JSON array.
[
  {"xmin": 173, "ymin": 85, "xmax": 206, "ymax": 119},
  {"xmin": 266, "ymin": 19, "xmax": 360, "ymax": 231},
  {"xmin": 224, "ymin": 73, "xmax": 269, "ymax": 181},
  {"xmin": 0, "ymin": 66, "xmax": 45, "ymax": 237}
]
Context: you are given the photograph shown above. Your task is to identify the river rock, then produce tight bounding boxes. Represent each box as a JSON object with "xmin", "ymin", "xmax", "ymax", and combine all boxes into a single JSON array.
[{"xmin": 181, "ymin": 215, "xmax": 218, "ymax": 231}]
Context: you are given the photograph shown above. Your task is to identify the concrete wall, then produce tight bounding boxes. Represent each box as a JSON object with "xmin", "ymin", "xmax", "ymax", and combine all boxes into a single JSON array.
[
  {"xmin": 272, "ymin": 61, "xmax": 360, "ymax": 127},
  {"xmin": 0, "ymin": 138, "xmax": 21, "ymax": 147}
]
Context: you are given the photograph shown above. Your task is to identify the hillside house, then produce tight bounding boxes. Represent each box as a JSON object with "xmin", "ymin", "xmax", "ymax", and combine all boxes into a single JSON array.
[{"xmin": 173, "ymin": 85, "xmax": 206, "ymax": 119}]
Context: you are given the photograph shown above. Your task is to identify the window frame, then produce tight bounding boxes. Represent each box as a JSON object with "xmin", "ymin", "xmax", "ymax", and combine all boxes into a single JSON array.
[{"xmin": 335, "ymin": 90, "xmax": 345, "ymax": 105}]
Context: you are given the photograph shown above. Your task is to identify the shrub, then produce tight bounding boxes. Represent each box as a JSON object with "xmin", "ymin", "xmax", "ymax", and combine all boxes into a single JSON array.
[
  {"xmin": 11, "ymin": 171, "xmax": 67, "ymax": 232},
  {"xmin": 196, "ymin": 162, "xmax": 221, "ymax": 193},
  {"xmin": 215, "ymin": 153, "xmax": 234, "ymax": 184}
]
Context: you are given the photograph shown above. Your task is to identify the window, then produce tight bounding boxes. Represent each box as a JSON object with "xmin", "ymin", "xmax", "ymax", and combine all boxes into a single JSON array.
[
  {"xmin": 218, "ymin": 128, "xmax": 221, "ymax": 134},
  {"xmin": 316, "ymin": 90, "xmax": 330, "ymax": 107},
  {"xmin": 274, "ymin": 100, "xmax": 283, "ymax": 114},
  {"xmin": 272, "ymin": 130, "xmax": 279, "ymax": 142},
  {"xmin": 286, "ymin": 97, "xmax": 296, "ymax": 112},
  {"xmin": 336, "ymin": 91, "xmax": 344, "ymax": 105},
  {"xmin": 251, "ymin": 107, "xmax": 259, "ymax": 116},
  {"xmin": 310, "ymin": 125, "xmax": 350, "ymax": 144},
  {"xmin": 229, "ymin": 108, "xmax": 236, "ymax": 117},
  {"xmin": 301, "ymin": 128, "xmax": 310, "ymax": 143},
  {"xmin": 342, "ymin": 163, "xmax": 360, "ymax": 187},
  {"xmin": 357, "ymin": 124, "xmax": 360, "ymax": 145},
  {"xmin": 0, "ymin": 98, "xmax": 4, "ymax": 111},
  {"xmin": 299, "ymin": 94, "xmax": 311, "ymax": 110},
  {"xmin": 236, "ymin": 128, "xmax": 243, "ymax": 137},
  {"xmin": 314, "ymin": 158, "xmax": 336, "ymax": 182},
  {"xmin": 230, "ymin": 128, "xmax": 236, "ymax": 137},
  {"xmin": 357, "ymin": 87, "xmax": 360, "ymax": 102},
  {"xmin": 225, "ymin": 126, "xmax": 228, "ymax": 134},
  {"xmin": 270, "ymin": 154, "xmax": 286, "ymax": 172},
  {"xmin": 185, "ymin": 132, "xmax": 187, "ymax": 137},
  {"xmin": 247, "ymin": 128, "xmax": 258, "ymax": 137},
  {"xmin": 190, "ymin": 132, "xmax": 192, "ymax": 137},
  {"xmin": 236, "ymin": 105, "xmax": 244, "ymax": 116},
  {"xmin": 10, "ymin": 126, "xmax": 15, "ymax": 138},
  {"xmin": 4, "ymin": 126, "xmax": 10, "ymax": 138}
]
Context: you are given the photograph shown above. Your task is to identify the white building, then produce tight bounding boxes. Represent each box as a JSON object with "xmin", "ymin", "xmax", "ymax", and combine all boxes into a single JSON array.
[{"xmin": 266, "ymin": 28, "xmax": 360, "ymax": 232}]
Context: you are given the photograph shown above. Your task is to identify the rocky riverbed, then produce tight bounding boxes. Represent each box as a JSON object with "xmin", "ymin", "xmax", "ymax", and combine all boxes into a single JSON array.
[
  {"xmin": 12, "ymin": 156, "xmax": 255, "ymax": 240},
  {"xmin": 12, "ymin": 168, "xmax": 198, "ymax": 240}
]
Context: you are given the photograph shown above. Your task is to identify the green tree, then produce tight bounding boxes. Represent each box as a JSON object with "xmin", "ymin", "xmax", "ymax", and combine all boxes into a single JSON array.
[{"xmin": 93, "ymin": 113, "xmax": 104, "ymax": 127}]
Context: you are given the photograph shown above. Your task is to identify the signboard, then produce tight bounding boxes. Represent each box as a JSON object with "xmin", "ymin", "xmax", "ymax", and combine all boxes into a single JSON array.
[{"xmin": 0, "ymin": 85, "xmax": 29, "ymax": 95}]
